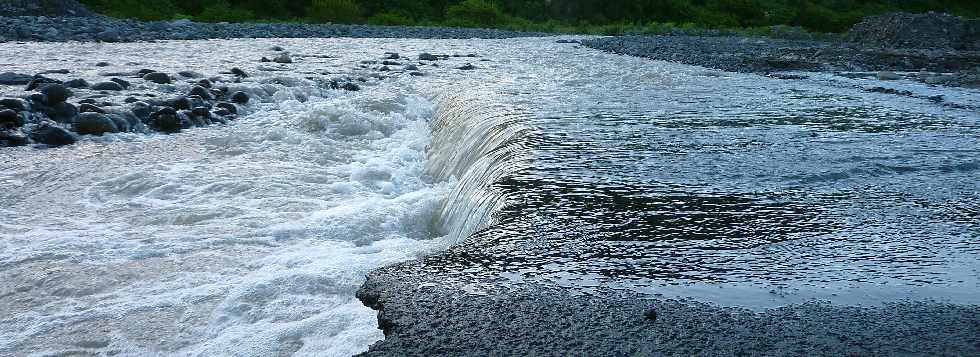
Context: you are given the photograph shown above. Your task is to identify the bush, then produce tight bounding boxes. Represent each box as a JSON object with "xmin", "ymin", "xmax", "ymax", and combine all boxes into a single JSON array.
[
  {"xmin": 445, "ymin": 0, "xmax": 508, "ymax": 28},
  {"xmin": 307, "ymin": 0, "xmax": 362, "ymax": 24},
  {"xmin": 195, "ymin": 0, "xmax": 255, "ymax": 23},
  {"xmin": 367, "ymin": 12, "xmax": 414, "ymax": 26}
]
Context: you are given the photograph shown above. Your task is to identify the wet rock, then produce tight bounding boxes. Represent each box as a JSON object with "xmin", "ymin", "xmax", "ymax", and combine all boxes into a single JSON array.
[
  {"xmin": 0, "ymin": 129, "xmax": 29, "ymax": 147},
  {"xmin": 110, "ymin": 78, "xmax": 131, "ymax": 88},
  {"xmin": 260, "ymin": 57, "xmax": 271, "ymax": 62},
  {"xmin": 74, "ymin": 112, "xmax": 118, "ymax": 135},
  {"xmin": 273, "ymin": 52, "xmax": 293, "ymax": 64},
  {"xmin": 197, "ymin": 79, "xmax": 213, "ymax": 88},
  {"xmin": 231, "ymin": 67, "xmax": 249, "ymax": 78},
  {"xmin": 96, "ymin": 29, "xmax": 121, "ymax": 42},
  {"xmin": 39, "ymin": 84, "xmax": 72, "ymax": 104},
  {"xmin": 136, "ymin": 69, "xmax": 156, "ymax": 77},
  {"xmin": 177, "ymin": 71, "xmax": 203, "ymax": 78},
  {"xmin": 382, "ymin": 60, "xmax": 401, "ymax": 66},
  {"xmin": 148, "ymin": 107, "xmax": 180, "ymax": 133},
  {"xmin": 876, "ymin": 71, "xmax": 902, "ymax": 80},
  {"xmin": 78, "ymin": 103, "xmax": 105, "ymax": 113},
  {"xmin": 418, "ymin": 53, "xmax": 439, "ymax": 61},
  {"xmin": 0, "ymin": 109, "xmax": 22, "ymax": 128},
  {"xmin": 214, "ymin": 102, "xmax": 238, "ymax": 115},
  {"xmin": 28, "ymin": 93, "xmax": 48, "ymax": 106},
  {"xmin": 340, "ymin": 82, "xmax": 360, "ymax": 91},
  {"xmin": 130, "ymin": 100, "xmax": 151, "ymax": 118},
  {"xmin": 457, "ymin": 63, "xmax": 477, "ymax": 70},
  {"xmin": 644, "ymin": 308, "xmax": 657, "ymax": 322},
  {"xmin": 865, "ymin": 86, "xmax": 913, "ymax": 96},
  {"xmin": 0, "ymin": 98, "xmax": 29, "ymax": 112},
  {"xmin": 29, "ymin": 122, "xmax": 77, "ymax": 146},
  {"xmin": 229, "ymin": 91, "xmax": 249, "ymax": 104},
  {"xmin": 379, "ymin": 66, "xmax": 391, "ymax": 72},
  {"xmin": 0, "ymin": 72, "xmax": 35, "ymax": 85},
  {"xmin": 404, "ymin": 64, "xmax": 419, "ymax": 71},
  {"xmin": 63, "ymin": 78, "xmax": 90, "ymax": 88},
  {"xmin": 142, "ymin": 72, "xmax": 171, "ymax": 84},
  {"xmin": 271, "ymin": 45, "xmax": 285, "ymax": 51},
  {"xmin": 384, "ymin": 52, "xmax": 399, "ymax": 59},
  {"xmin": 91, "ymin": 81, "xmax": 124, "ymax": 91},
  {"xmin": 26, "ymin": 76, "xmax": 63, "ymax": 91},
  {"xmin": 188, "ymin": 86, "xmax": 213, "ymax": 100},
  {"xmin": 47, "ymin": 102, "xmax": 79, "ymax": 123},
  {"xmin": 95, "ymin": 62, "xmax": 111, "ymax": 67},
  {"xmin": 213, "ymin": 108, "xmax": 232, "ymax": 117}
]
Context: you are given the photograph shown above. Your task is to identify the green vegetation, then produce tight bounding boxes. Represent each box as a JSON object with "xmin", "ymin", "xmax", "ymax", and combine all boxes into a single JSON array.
[{"xmin": 78, "ymin": 0, "xmax": 980, "ymax": 34}]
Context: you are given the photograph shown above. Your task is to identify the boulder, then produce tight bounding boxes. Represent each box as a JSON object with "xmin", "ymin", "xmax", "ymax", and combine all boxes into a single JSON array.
[
  {"xmin": 230, "ymin": 91, "xmax": 249, "ymax": 104},
  {"xmin": 39, "ymin": 84, "xmax": 72, "ymax": 104},
  {"xmin": 143, "ymin": 72, "xmax": 172, "ymax": 84},
  {"xmin": 0, "ymin": 129, "xmax": 29, "ymax": 147},
  {"xmin": 0, "ymin": 72, "xmax": 34, "ymax": 85},
  {"xmin": 74, "ymin": 112, "xmax": 119, "ymax": 135},
  {"xmin": 29, "ymin": 122, "xmax": 77, "ymax": 146},
  {"xmin": 273, "ymin": 53, "xmax": 293, "ymax": 64},
  {"xmin": 91, "ymin": 81, "xmax": 125, "ymax": 91},
  {"xmin": 0, "ymin": 109, "xmax": 22, "ymax": 128},
  {"xmin": 63, "ymin": 78, "xmax": 90, "ymax": 88}
]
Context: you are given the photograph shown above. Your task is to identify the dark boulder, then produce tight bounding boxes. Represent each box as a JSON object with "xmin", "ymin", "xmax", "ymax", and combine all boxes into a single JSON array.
[
  {"xmin": 0, "ymin": 109, "xmax": 22, "ymax": 128},
  {"xmin": 0, "ymin": 98, "xmax": 29, "ymax": 112},
  {"xmin": 74, "ymin": 112, "xmax": 119, "ymax": 135},
  {"xmin": 91, "ymin": 81, "xmax": 125, "ymax": 91},
  {"xmin": 0, "ymin": 72, "xmax": 34, "ymax": 85},
  {"xmin": 457, "ymin": 63, "xmax": 477, "ymax": 70},
  {"xmin": 197, "ymin": 79, "xmax": 213, "ymax": 88},
  {"xmin": 230, "ymin": 91, "xmax": 249, "ymax": 104},
  {"xmin": 0, "ymin": 129, "xmax": 29, "ymax": 147},
  {"xmin": 40, "ymin": 84, "xmax": 72, "ymax": 104},
  {"xmin": 46, "ymin": 102, "xmax": 79, "ymax": 123},
  {"xmin": 136, "ymin": 69, "xmax": 157, "ymax": 77},
  {"xmin": 27, "ymin": 76, "xmax": 63, "ymax": 91},
  {"xmin": 110, "ymin": 78, "xmax": 131, "ymax": 88},
  {"xmin": 230, "ymin": 67, "xmax": 249, "ymax": 78},
  {"xmin": 148, "ymin": 107, "xmax": 180, "ymax": 133},
  {"xmin": 419, "ymin": 53, "xmax": 439, "ymax": 61},
  {"xmin": 29, "ymin": 122, "xmax": 77, "ymax": 146},
  {"xmin": 63, "ymin": 78, "xmax": 90, "ymax": 88},
  {"xmin": 273, "ymin": 53, "xmax": 293, "ymax": 64},
  {"xmin": 143, "ymin": 72, "xmax": 171, "ymax": 84},
  {"xmin": 188, "ymin": 85, "xmax": 213, "ymax": 100}
]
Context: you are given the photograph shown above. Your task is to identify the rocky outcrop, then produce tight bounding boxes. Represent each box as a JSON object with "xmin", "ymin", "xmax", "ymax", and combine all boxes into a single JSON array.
[{"xmin": 847, "ymin": 12, "xmax": 980, "ymax": 50}]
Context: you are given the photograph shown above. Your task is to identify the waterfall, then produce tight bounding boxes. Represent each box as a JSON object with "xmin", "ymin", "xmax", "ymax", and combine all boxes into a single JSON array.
[{"xmin": 426, "ymin": 88, "xmax": 531, "ymax": 243}]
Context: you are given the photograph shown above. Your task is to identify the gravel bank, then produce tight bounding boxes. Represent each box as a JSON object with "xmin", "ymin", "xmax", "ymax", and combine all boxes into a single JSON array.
[
  {"xmin": 0, "ymin": 16, "xmax": 546, "ymax": 43},
  {"xmin": 357, "ymin": 263, "xmax": 980, "ymax": 356}
]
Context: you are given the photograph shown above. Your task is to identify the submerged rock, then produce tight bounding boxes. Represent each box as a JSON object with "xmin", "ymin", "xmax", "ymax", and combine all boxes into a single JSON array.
[
  {"xmin": 74, "ymin": 112, "xmax": 118, "ymax": 135},
  {"xmin": 273, "ymin": 52, "xmax": 293, "ymax": 64},
  {"xmin": 91, "ymin": 81, "xmax": 124, "ymax": 91},
  {"xmin": 0, "ymin": 72, "xmax": 34, "ymax": 85},
  {"xmin": 29, "ymin": 122, "xmax": 77, "ymax": 146}
]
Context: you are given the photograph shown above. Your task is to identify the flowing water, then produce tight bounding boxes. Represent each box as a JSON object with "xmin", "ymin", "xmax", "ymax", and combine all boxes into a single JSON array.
[{"xmin": 1, "ymin": 37, "xmax": 978, "ymax": 356}]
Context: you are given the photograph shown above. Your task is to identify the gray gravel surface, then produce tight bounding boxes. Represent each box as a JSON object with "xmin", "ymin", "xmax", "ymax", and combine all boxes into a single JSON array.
[
  {"xmin": 357, "ymin": 263, "xmax": 980, "ymax": 356},
  {"xmin": 0, "ymin": 16, "xmax": 547, "ymax": 43}
]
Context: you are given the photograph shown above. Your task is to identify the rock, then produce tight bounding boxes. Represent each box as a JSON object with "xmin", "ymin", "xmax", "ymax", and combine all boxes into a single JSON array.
[
  {"xmin": 409, "ymin": 71, "xmax": 424, "ymax": 76},
  {"xmin": 229, "ymin": 91, "xmax": 249, "ymax": 104},
  {"xmin": 924, "ymin": 75, "xmax": 954, "ymax": 85},
  {"xmin": 230, "ymin": 67, "xmax": 249, "ymax": 78},
  {"xmin": 26, "ymin": 76, "xmax": 62, "ymax": 91},
  {"xmin": 131, "ymin": 101, "xmax": 152, "ymax": 120},
  {"xmin": 39, "ymin": 69, "xmax": 71, "ymax": 75},
  {"xmin": 644, "ymin": 308, "xmax": 657, "ymax": 322},
  {"xmin": 96, "ymin": 29, "xmax": 121, "ymax": 42},
  {"xmin": 384, "ymin": 52, "xmax": 400, "ymax": 59},
  {"xmin": 63, "ymin": 78, "xmax": 90, "ymax": 88},
  {"xmin": 95, "ymin": 62, "xmax": 111, "ymax": 67},
  {"xmin": 865, "ymin": 86, "xmax": 913, "ymax": 96},
  {"xmin": 177, "ymin": 71, "xmax": 203, "ymax": 78},
  {"xmin": 214, "ymin": 102, "xmax": 238, "ymax": 115},
  {"xmin": 379, "ymin": 66, "xmax": 391, "ymax": 72},
  {"xmin": 382, "ymin": 60, "xmax": 400, "ymax": 66},
  {"xmin": 0, "ymin": 72, "xmax": 37, "ymax": 85},
  {"xmin": 78, "ymin": 103, "xmax": 105, "ymax": 113},
  {"xmin": 457, "ymin": 63, "xmax": 477, "ymax": 70},
  {"xmin": 47, "ymin": 102, "xmax": 79, "ymax": 123},
  {"xmin": 40, "ymin": 84, "xmax": 72, "ymax": 104},
  {"xmin": 273, "ymin": 52, "xmax": 293, "ymax": 64},
  {"xmin": 260, "ymin": 57, "xmax": 271, "ymax": 62},
  {"xmin": 0, "ymin": 109, "xmax": 22, "ymax": 128},
  {"xmin": 340, "ymin": 83, "xmax": 360, "ymax": 91},
  {"xmin": 188, "ymin": 86, "xmax": 213, "ymax": 100},
  {"xmin": 404, "ymin": 64, "xmax": 419, "ymax": 71},
  {"xmin": 0, "ymin": 129, "xmax": 29, "ymax": 147},
  {"xmin": 29, "ymin": 122, "xmax": 77, "ymax": 146},
  {"xmin": 142, "ymin": 72, "xmax": 171, "ymax": 84},
  {"xmin": 271, "ymin": 46, "xmax": 285, "ymax": 51},
  {"xmin": 148, "ymin": 107, "xmax": 180, "ymax": 133},
  {"xmin": 110, "ymin": 78, "xmax": 131, "ymax": 88},
  {"xmin": 137, "ymin": 69, "xmax": 157, "ymax": 77},
  {"xmin": 213, "ymin": 108, "xmax": 232, "ymax": 117},
  {"xmin": 91, "ymin": 81, "xmax": 124, "ymax": 91},
  {"xmin": 197, "ymin": 79, "xmax": 213, "ymax": 88},
  {"xmin": 418, "ymin": 53, "xmax": 439, "ymax": 61},
  {"xmin": 171, "ymin": 96, "xmax": 192, "ymax": 110},
  {"xmin": 106, "ymin": 113, "xmax": 132, "ymax": 132},
  {"xmin": 876, "ymin": 71, "xmax": 902, "ymax": 80},
  {"xmin": 74, "ymin": 112, "xmax": 118, "ymax": 135},
  {"xmin": 0, "ymin": 98, "xmax": 29, "ymax": 112},
  {"xmin": 28, "ymin": 93, "xmax": 48, "ymax": 106}
]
